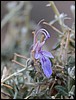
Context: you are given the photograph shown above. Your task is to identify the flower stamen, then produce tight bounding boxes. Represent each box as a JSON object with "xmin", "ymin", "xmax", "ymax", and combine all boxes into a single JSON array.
[{"xmin": 41, "ymin": 34, "xmax": 45, "ymax": 42}]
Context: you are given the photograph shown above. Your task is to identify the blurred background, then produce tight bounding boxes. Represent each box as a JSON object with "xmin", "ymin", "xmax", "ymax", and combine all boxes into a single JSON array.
[
  {"xmin": 1, "ymin": 2, "xmax": 75, "ymax": 99},
  {"xmin": 1, "ymin": 1, "xmax": 75, "ymax": 69},
  {"xmin": 1, "ymin": 1, "xmax": 75, "ymax": 46}
]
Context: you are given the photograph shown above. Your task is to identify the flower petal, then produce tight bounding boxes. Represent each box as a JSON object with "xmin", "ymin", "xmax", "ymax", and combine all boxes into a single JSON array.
[
  {"xmin": 36, "ymin": 28, "xmax": 50, "ymax": 41},
  {"xmin": 41, "ymin": 50, "xmax": 54, "ymax": 58},
  {"xmin": 38, "ymin": 41, "xmax": 45, "ymax": 50},
  {"xmin": 33, "ymin": 42, "xmax": 38, "ymax": 51},
  {"xmin": 34, "ymin": 52, "xmax": 41, "ymax": 59},
  {"xmin": 40, "ymin": 56, "xmax": 52, "ymax": 78}
]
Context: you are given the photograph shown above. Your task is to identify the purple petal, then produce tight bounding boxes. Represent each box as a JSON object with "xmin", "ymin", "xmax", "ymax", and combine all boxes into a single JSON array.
[
  {"xmin": 40, "ymin": 56, "xmax": 52, "ymax": 78},
  {"xmin": 41, "ymin": 28, "xmax": 50, "ymax": 38},
  {"xmin": 34, "ymin": 52, "xmax": 41, "ymax": 59},
  {"xmin": 35, "ymin": 28, "xmax": 50, "ymax": 41},
  {"xmin": 41, "ymin": 50, "xmax": 54, "ymax": 58},
  {"xmin": 33, "ymin": 42, "xmax": 38, "ymax": 51},
  {"xmin": 38, "ymin": 41, "xmax": 45, "ymax": 49},
  {"xmin": 42, "ymin": 29, "xmax": 50, "ymax": 38}
]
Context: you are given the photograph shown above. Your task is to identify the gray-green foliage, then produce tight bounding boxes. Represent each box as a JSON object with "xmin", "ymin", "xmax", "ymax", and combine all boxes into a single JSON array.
[{"xmin": 1, "ymin": 1, "xmax": 75, "ymax": 99}]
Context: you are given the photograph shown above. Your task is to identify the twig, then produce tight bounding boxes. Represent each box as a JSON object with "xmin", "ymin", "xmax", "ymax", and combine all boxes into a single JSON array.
[
  {"xmin": 12, "ymin": 60, "xmax": 26, "ymax": 68},
  {"xmin": 14, "ymin": 53, "xmax": 28, "ymax": 60},
  {"xmin": 59, "ymin": 33, "xmax": 66, "ymax": 61},
  {"xmin": 64, "ymin": 30, "xmax": 70, "ymax": 64},
  {"xmin": 13, "ymin": 87, "xmax": 18, "ymax": 99},
  {"xmin": 55, "ymin": 64, "xmax": 64, "ymax": 69},
  {"xmin": 1, "ymin": 83, "xmax": 13, "ymax": 90},
  {"xmin": 50, "ymin": 77, "xmax": 57, "ymax": 94},
  {"xmin": 65, "ymin": 30, "xmax": 70, "ymax": 49},
  {"xmin": 23, "ymin": 78, "xmax": 52, "ymax": 87},
  {"xmin": 49, "ymin": 1, "xmax": 64, "ymax": 32},
  {"xmin": 24, "ymin": 88, "xmax": 49, "ymax": 99},
  {"xmin": 1, "ymin": 91, "xmax": 12, "ymax": 99},
  {"xmin": 43, "ymin": 22, "xmax": 63, "ymax": 35},
  {"xmin": 49, "ymin": 1, "xmax": 60, "ymax": 17},
  {"xmin": 24, "ymin": 95, "xmax": 32, "ymax": 99},
  {"xmin": 1, "ymin": 67, "xmax": 26, "ymax": 83},
  {"xmin": 70, "ymin": 38, "xmax": 75, "ymax": 43}
]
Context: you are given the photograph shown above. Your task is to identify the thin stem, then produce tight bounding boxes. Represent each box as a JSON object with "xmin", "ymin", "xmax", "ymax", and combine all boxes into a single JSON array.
[
  {"xmin": 65, "ymin": 30, "xmax": 70, "ymax": 49},
  {"xmin": 1, "ymin": 67, "xmax": 26, "ymax": 83},
  {"xmin": 49, "ymin": 1, "xmax": 60, "ymax": 16},
  {"xmin": 64, "ymin": 30, "xmax": 70, "ymax": 64},
  {"xmin": 24, "ymin": 95, "xmax": 32, "ymax": 99},
  {"xmin": 59, "ymin": 33, "xmax": 66, "ymax": 61},
  {"xmin": 70, "ymin": 38, "xmax": 75, "ymax": 43},
  {"xmin": 25, "ymin": 88, "xmax": 49, "ymax": 99},
  {"xmin": 49, "ymin": 1, "xmax": 64, "ymax": 32},
  {"xmin": 14, "ymin": 53, "xmax": 28, "ymax": 60},
  {"xmin": 43, "ymin": 22, "xmax": 63, "ymax": 35},
  {"xmin": 1, "ymin": 83, "xmax": 13, "ymax": 90},
  {"xmin": 50, "ymin": 77, "xmax": 57, "ymax": 95},
  {"xmin": 55, "ymin": 64, "xmax": 64, "ymax": 69},
  {"xmin": 1, "ymin": 92, "xmax": 12, "ymax": 99},
  {"xmin": 13, "ymin": 87, "xmax": 18, "ymax": 99},
  {"xmin": 12, "ymin": 60, "xmax": 26, "ymax": 67}
]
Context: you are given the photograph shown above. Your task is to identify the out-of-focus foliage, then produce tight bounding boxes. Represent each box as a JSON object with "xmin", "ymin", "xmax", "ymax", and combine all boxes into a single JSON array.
[{"xmin": 1, "ymin": 1, "xmax": 75, "ymax": 99}]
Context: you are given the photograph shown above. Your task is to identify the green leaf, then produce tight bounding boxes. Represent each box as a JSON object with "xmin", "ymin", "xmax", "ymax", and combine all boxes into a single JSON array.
[
  {"xmin": 67, "ymin": 56, "xmax": 75, "ymax": 68},
  {"xmin": 69, "ymin": 85, "xmax": 75, "ymax": 96},
  {"xmin": 55, "ymin": 85, "xmax": 68, "ymax": 96},
  {"xmin": 69, "ymin": 41, "xmax": 75, "ymax": 48},
  {"xmin": 17, "ymin": 76, "xmax": 24, "ymax": 84},
  {"xmin": 5, "ymin": 87, "xmax": 14, "ymax": 97}
]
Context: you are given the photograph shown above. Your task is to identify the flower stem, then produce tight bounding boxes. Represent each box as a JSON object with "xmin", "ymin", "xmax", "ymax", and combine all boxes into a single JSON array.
[
  {"xmin": 43, "ymin": 22, "xmax": 63, "ymax": 35},
  {"xmin": 49, "ymin": 1, "xmax": 64, "ymax": 32},
  {"xmin": 49, "ymin": 1, "xmax": 60, "ymax": 16},
  {"xmin": 1, "ymin": 67, "xmax": 26, "ymax": 83},
  {"xmin": 14, "ymin": 53, "xmax": 27, "ymax": 60},
  {"xmin": 12, "ymin": 60, "xmax": 26, "ymax": 67}
]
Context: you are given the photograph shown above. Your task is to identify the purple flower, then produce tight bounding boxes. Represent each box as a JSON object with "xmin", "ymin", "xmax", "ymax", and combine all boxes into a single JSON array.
[
  {"xmin": 33, "ymin": 28, "xmax": 50, "ymax": 45},
  {"xmin": 31, "ymin": 28, "xmax": 54, "ymax": 78}
]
